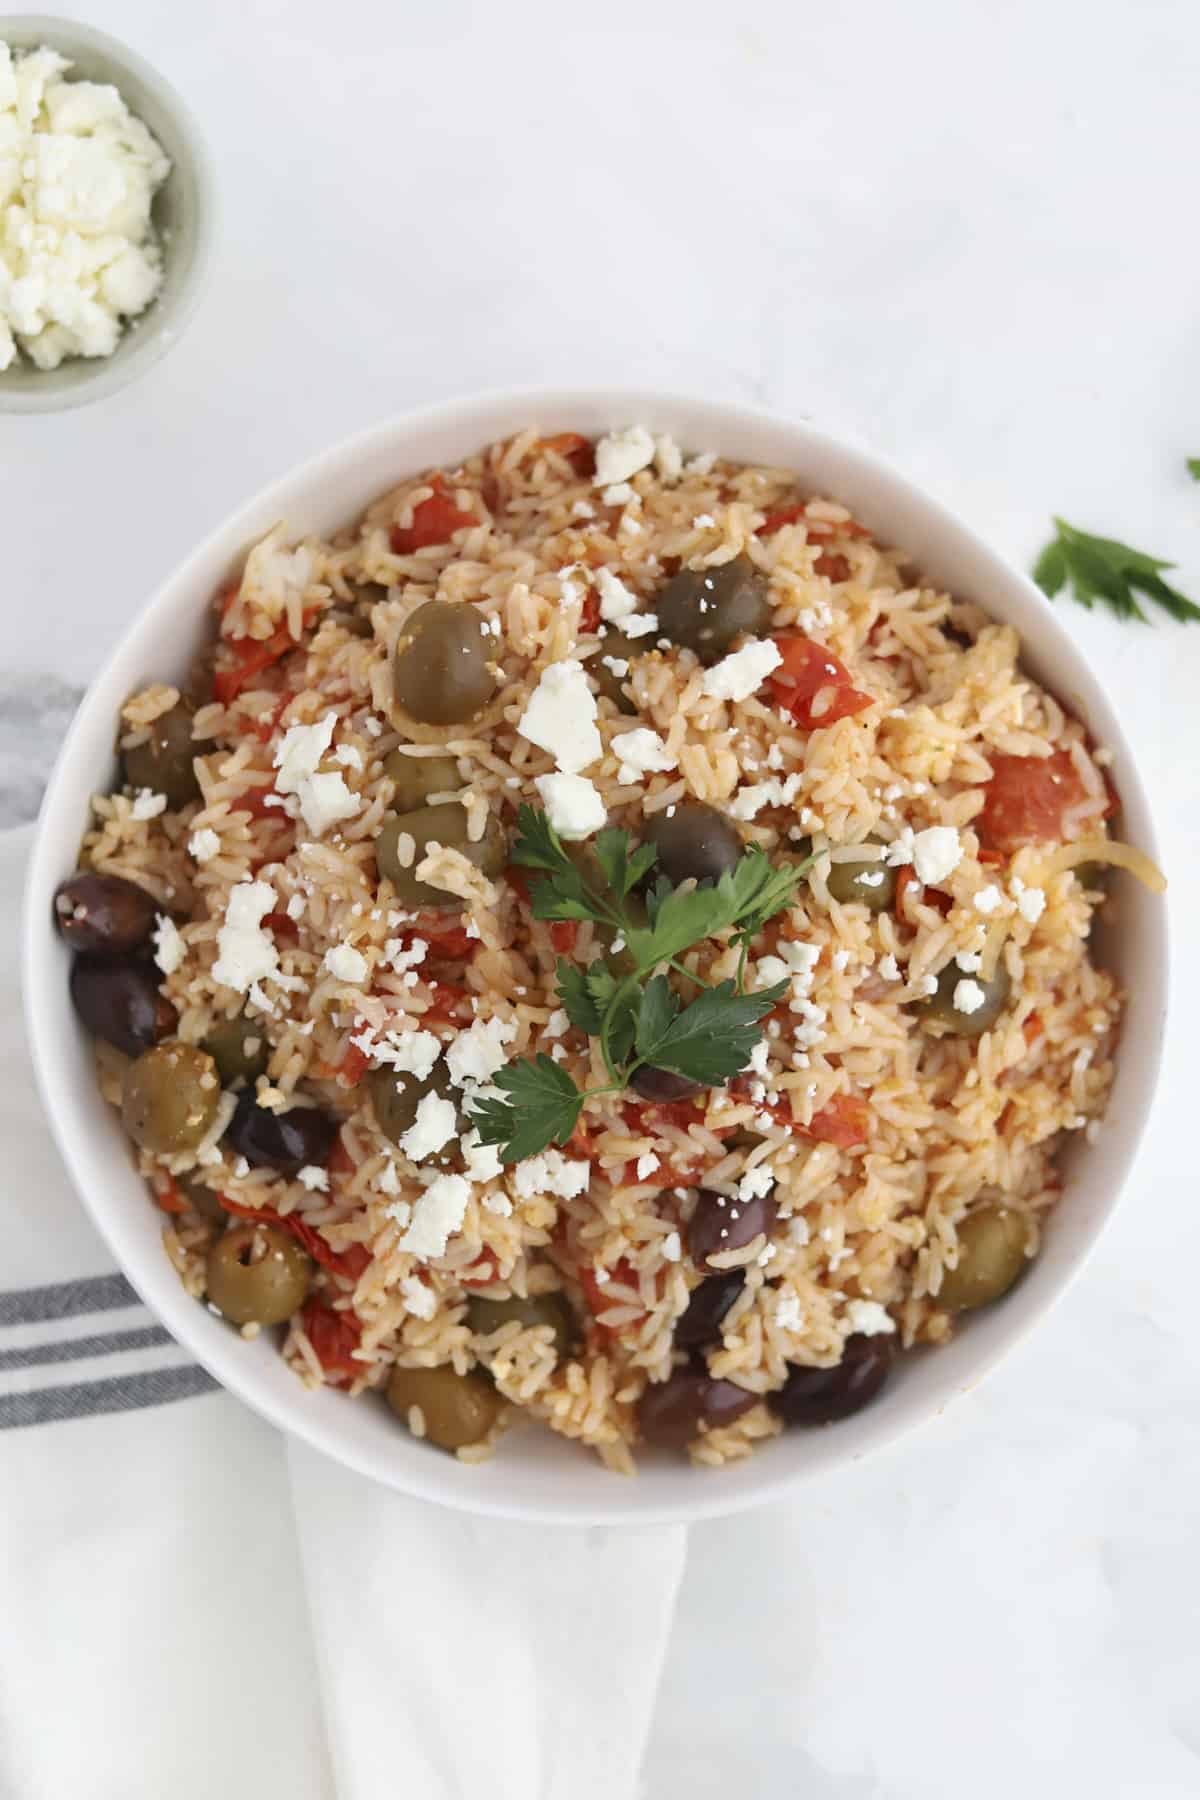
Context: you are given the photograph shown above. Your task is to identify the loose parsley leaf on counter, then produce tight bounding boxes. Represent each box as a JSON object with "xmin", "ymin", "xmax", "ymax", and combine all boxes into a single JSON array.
[
  {"xmin": 1034, "ymin": 518, "xmax": 1200, "ymax": 623},
  {"xmin": 1187, "ymin": 458, "xmax": 1200, "ymax": 480},
  {"xmin": 469, "ymin": 807, "xmax": 810, "ymax": 1161}
]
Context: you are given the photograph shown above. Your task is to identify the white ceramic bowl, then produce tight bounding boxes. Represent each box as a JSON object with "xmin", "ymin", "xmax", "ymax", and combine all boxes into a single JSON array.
[
  {"xmin": 0, "ymin": 16, "xmax": 216, "ymax": 413},
  {"xmin": 22, "ymin": 389, "xmax": 1168, "ymax": 1525}
]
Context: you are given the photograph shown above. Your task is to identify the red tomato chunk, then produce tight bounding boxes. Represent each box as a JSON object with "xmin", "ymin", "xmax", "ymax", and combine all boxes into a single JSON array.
[
  {"xmin": 389, "ymin": 476, "xmax": 477, "ymax": 554},
  {"xmin": 977, "ymin": 750, "xmax": 1112, "ymax": 854},
  {"xmin": 769, "ymin": 636, "xmax": 873, "ymax": 730}
]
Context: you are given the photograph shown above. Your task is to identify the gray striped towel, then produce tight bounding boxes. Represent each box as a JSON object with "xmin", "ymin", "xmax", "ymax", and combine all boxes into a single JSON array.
[{"xmin": 0, "ymin": 823, "xmax": 684, "ymax": 1800}]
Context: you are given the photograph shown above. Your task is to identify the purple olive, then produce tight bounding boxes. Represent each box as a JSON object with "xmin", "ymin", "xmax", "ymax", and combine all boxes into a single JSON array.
[
  {"xmin": 769, "ymin": 1333, "xmax": 895, "ymax": 1427},
  {"xmin": 225, "ymin": 1091, "xmax": 338, "ymax": 1176},
  {"xmin": 54, "ymin": 872, "xmax": 157, "ymax": 954},
  {"xmin": 688, "ymin": 1185, "xmax": 777, "ymax": 1269},
  {"xmin": 628, "ymin": 1065, "xmax": 707, "ymax": 1103},
  {"xmin": 675, "ymin": 1271, "xmax": 746, "ymax": 1349},
  {"xmin": 638, "ymin": 1364, "xmax": 756, "ymax": 1449},
  {"xmin": 69, "ymin": 953, "xmax": 177, "ymax": 1056}
]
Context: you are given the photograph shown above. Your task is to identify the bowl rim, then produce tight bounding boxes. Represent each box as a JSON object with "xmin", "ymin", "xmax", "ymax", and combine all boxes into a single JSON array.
[
  {"xmin": 22, "ymin": 385, "xmax": 1169, "ymax": 1524},
  {"xmin": 0, "ymin": 13, "xmax": 218, "ymax": 414}
]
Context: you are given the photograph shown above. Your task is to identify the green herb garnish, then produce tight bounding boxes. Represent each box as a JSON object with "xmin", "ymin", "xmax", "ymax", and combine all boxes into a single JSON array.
[
  {"xmin": 1034, "ymin": 517, "xmax": 1200, "ymax": 623},
  {"xmin": 1187, "ymin": 458, "xmax": 1200, "ymax": 481},
  {"xmin": 469, "ymin": 805, "xmax": 808, "ymax": 1161}
]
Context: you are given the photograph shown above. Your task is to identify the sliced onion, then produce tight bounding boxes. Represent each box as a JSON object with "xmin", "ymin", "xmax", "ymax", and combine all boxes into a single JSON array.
[{"xmin": 1034, "ymin": 838, "xmax": 1167, "ymax": 894}]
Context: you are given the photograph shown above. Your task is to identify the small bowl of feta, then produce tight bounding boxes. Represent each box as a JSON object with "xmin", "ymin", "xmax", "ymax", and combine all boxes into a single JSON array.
[{"xmin": 0, "ymin": 16, "xmax": 216, "ymax": 411}]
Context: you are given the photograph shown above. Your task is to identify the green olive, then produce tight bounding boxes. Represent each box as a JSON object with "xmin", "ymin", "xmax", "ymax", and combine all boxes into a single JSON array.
[
  {"xmin": 591, "ymin": 630, "xmax": 640, "ymax": 715},
  {"xmin": 466, "ymin": 1291, "xmax": 578, "ymax": 1363},
  {"xmin": 392, "ymin": 602, "xmax": 496, "ymax": 725},
  {"xmin": 386, "ymin": 1363, "xmax": 503, "ymax": 1451},
  {"xmin": 206, "ymin": 1222, "xmax": 312, "ymax": 1325},
  {"xmin": 122, "ymin": 702, "xmax": 201, "ymax": 809},
  {"xmin": 375, "ymin": 804, "xmax": 507, "ymax": 909},
  {"xmin": 826, "ymin": 843, "xmax": 896, "ymax": 912},
  {"xmin": 382, "ymin": 750, "xmax": 463, "ymax": 814},
  {"xmin": 914, "ymin": 959, "xmax": 1011, "ymax": 1037},
  {"xmin": 121, "ymin": 1042, "xmax": 221, "ymax": 1153},
  {"xmin": 641, "ymin": 802, "xmax": 743, "ymax": 887},
  {"xmin": 656, "ymin": 554, "xmax": 771, "ymax": 664},
  {"xmin": 202, "ymin": 1009, "xmax": 270, "ymax": 1086},
  {"xmin": 938, "ymin": 1203, "xmax": 1030, "ymax": 1310},
  {"xmin": 368, "ymin": 1059, "xmax": 454, "ymax": 1147}
]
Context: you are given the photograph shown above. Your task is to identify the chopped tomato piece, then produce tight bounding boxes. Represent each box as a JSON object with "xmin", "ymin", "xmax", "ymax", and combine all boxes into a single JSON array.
[
  {"xmin": 622, "ymin": 1098, "xmax": 706, "ymax": 1134},
  {"xmin": 505, "ymin": 865, "xmax": 532, "ymax": 904},
  {"xmin": 540, "ymin": 432, "xmax": 595, "ymax": 477},
  {"xmin": 336, "ymin": 1039, "xmax": 371, "ymax": 1088},
  {"xmin": 977, "ymin": 750, "xmax": 1112, "ymax": 854},
  {"xmin": 459, "ymin": 1248, "xmax": 502, "ymax": 1289},
  {"xmin": 803, "ymin": 1093, "xmax": 870, "ymax": 1148},
  {"xmin": 550, "ymin": 920, "xmax": 578, "ymax": 955},
  {"xmin": 423, "ymin": 981, "xmax": 469, "ymax": 1023},
  {"xmin": 579, "ymin": 589, "xmax": 600, "ymax": 634},
  {"xmin": 246, "ymin": 693, "xmax": 293, "ymax": 743},
  {"xmin": 328, "ymin": 1133, "xmax": 356, "ymax": 1177},
  {"xmin": 769, "ymin": 635, "xmax": 873, "ymax": 730},
  {"xmin": 213, "ymin": 624, "xmax": 305, "ymax": 704},
  {"xmin": 1023, "ymin": 1013, "xmax": 1044, "ymax": 1047},
  {"xmin": 262, "ymin": 910, "xmax": 299, "ymax": 945},
  {"xmin": 301, "ymin": 1299, "xmax": 363, "ymax": 1385},
  {"xmin": 814, "ymin": 551, "xmax": 851, "ymax": 582},
  {"xmin": 758, "ymin": 502, "xmax": 806, "ymax": 536},
  {"xmin": 389, "ymin": 475, "xmax": 476, "ymax": 554},
  {"xmin": 237, "ymin": 783, "xmax": 284, "ymax": 821},
  {"xmin": 154, "ymin": 1177, "xmax": 188, "ymax": 1216},
  {"xmin": 218, "ymin": 1198, "xmax": 370, "ymax": 1282},
  {"xmin": 894, "ymin": 868, "xmax": 951, "ymax": 919},
  {"xmin": 580, "ymin": 1258, "xmax": 644, "ymax": 1340},
  {"xmin": 619, "ymin": 1156, "xmax": 694, "ymax": 1190}
]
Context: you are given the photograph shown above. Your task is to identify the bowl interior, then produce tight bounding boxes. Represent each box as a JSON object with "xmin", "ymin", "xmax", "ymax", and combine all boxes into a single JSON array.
[
  {"xmin": 23, "ymin": 389, "xmax": 1168, "ymax": 1524},
  {"xmin": 0, "ymin": 16, "xmax": 213, "ymax": 411}
]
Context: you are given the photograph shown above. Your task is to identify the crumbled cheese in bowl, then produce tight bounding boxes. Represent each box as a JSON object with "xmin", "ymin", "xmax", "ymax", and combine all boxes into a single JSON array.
[{"xmin": 0, "ymin": 43, "xmax": 171, "ymax": 371}]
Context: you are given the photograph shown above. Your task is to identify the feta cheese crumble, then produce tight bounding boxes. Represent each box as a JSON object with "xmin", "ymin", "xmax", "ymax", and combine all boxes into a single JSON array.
[
  {"xmin": 702, "ymin": 638, "xmax": 783, "ymax": 703},
  {"xmin": 953, "ymin": 978, "xmax": 987, "ymax": 1015},
  {"xmin": 611, "ymin": 727, "xmax": 676, "ymax": 785},
  {"xmin": 1017, "ymin": 886, "xmax": 1046, "ymax": 924},
  {"xmin": 973, "ymin": 884, "xmax": 1004, "ymax": 916},
  {"xmin": 593, "ymin": 425, "xmax": 655, "ymax": 488},
  {"xmin": 324, "ymin": 943, "xmax": 367, "ymax": 985},
  {"xmin": 397, "ymin": 1173, "xmax": 471, "ymax": 1258},
  {"xmin": 188, "ymin": 827, "xmax": 220, "ymax": 864},
  {"xmin": 516, "ymin": 660, "xmax": 602, "ymax": 773},
  {"xmin": 130, "ymin": 789, "xmax": 166, "ymax": 821},
  {"xmin": 844, "ymin": 1299, "xmax": 896, "ymax": 1336},
  {"xmin": 445, "ymin": 1015, "xmax": 517, "ymax": 1088},
  {"xmin": 399, "ymin": 1091, "xmax": 459, "ymax": 1162},
  {"xmin": 212, "ymin": 881, "xmax": 279, "ymax": 993},
  {"xmin": 911, "ymin": 827, "xmax": 962, "ymax": 886},
  {"xmin": 534, "ymin": 771, "xmax": 607, "ymax": 839},
  {"xmin": 0, "ymin": 45, "xmax": 171, "ymax": 371},
  {"xmin": 297, "ymin": 1165, "xmax": 329, "ymax": 1192},
  {"xmin": 151, "ymin": 913, "xmax": 185, "ymax": 977},
  {"xmin": 511, "ymin": 1151, "xmax": 590, "ymax": 1201},
  {"xmin": 273, "ymin": 713, "xmax": 359, "ymax": 837}
]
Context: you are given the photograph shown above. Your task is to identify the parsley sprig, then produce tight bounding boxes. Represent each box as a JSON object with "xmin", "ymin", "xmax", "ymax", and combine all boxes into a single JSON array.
[
  {"xmin": 1034, "ymin": 517, "xmax": 1200, "ymax": 623},
  {"xmin": 468, "ymin": 806, "xmax": 809, "ymax": 1162}
]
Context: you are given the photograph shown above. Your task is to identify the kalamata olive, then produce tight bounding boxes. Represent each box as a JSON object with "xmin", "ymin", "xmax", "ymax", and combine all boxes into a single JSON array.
[
  {"xmin": 590, "ymin": 630, "xmax": 640, "ymax": 715},
  {"xmin": 637, "ymin": 1364, "xmax": 756, "ymax": 1449},
  {"xmin": 69, "ymin": 953, "xmax": 177, "ymax": 1056},
  {"xmin": 656, "ymin": 555, "xmax": 771, "ymax": 664},
  {"xmin": 122, "ymin": 1042, "xmax": 221, "ymax": 1153},
  {"xmin": 466, "ymin": 1291, "xmax": 578, "ymax": 1363},
  {"xmin": 375, "ymin": 805, "xmax": 507, "ymax": 909},
  {"xmin": 367, "ymin": 1061, "xmax": 454, "ymax": 1148},
  {"xmin": 225, "ymin": 1091, "xmax": 338, "ymax": 1175},
  {"xmin": 825, "ymin": 843, "xmax": 896, "ymax": 911},
  {"xmin": 675, "ymin": 1270, "xmax": 746, "ymax": 1349},
  {"xmin": 54, "ymin": 871, "xmax": 157, "ymax": 954},
  {"xmin": 202, "ymin": 1010, "xmax": 271, "ymax": 1086},
  {"xmin": 206, "ymin": 1222, "xmax": 311, "ymax": 1325},
  {"xmin": 392, "ymin": 601, "xmax": 496, "ymax": 725},
  {"xmin": 915, "ymin": 958, "xmax": 1011, "ymax": 1037},
  {"xmin": 641, "ymin": 802, "xmax": 742, "ymax": 888},
  {"xmin": 688, "ymin": 1185, "xmax": 777, "ymax": 1269},
  {"xmin": 386, "ymin": 1364, "xmax": 503, "ymax": 1451},
  {"xmin": 122, "ymin": 702, "xmax": 201, "ymax": 808},
  {"xmin": 382, "ymin": 750, "xmax": 463, "ymax": 814},
  {"xmin": 769, "ymin": 1332, "xmax": 894, "ymax": 1426},
  {"xmin": 938, "ymin": 1203, "xmax": 1030, "ymax": 1311},
  {"xmin": 176, "ymin": 1174, "xmax": 227, "ymax": 1224},
  {"xmin": 627, "ymin": 1066, "xmax": 707, "ymax": 1103}
]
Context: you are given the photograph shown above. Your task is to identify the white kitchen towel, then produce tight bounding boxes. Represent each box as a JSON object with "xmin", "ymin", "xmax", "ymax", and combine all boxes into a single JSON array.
[{"xmin": 0, "ymin": 824, "xmax": 686, "ymax": 1800}]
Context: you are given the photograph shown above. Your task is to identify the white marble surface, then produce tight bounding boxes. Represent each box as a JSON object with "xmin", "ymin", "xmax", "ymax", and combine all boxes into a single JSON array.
[{"xmin": 5, "ymin": 0, "xmax": 1200, "ymax": 1792}]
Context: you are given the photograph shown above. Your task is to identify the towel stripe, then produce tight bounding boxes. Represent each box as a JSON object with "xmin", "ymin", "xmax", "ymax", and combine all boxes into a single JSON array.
[
  {"xmin": 0, "ymin": 1323, "xmax": 172, "ymax": 1372},
  {"xmin": 0, "ymin": 1272, "xmax": 139, "ymax": 1327},
  {"xmin": 0, "ymin": 1363, "xmax": 217, "ymax": 1429}
]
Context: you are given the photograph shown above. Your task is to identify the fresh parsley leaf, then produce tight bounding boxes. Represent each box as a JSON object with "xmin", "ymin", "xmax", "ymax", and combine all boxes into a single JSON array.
[
  {"xmin": 635, "ymin": 978, "xmax": 788, "ymax": 1086},
  {"xmin": 509, "ymin": 803, "xmax": 570, "ymax": 873},
  {"xmin": 587, "ymin": 965, "xmax": 639, "ymax": 1068},
  {"xmin": 555, "ymin": 960, "xmax": 603, "ymax": 1037},
  {"xmin": 592, "ymin": 827, "xmax": 658, "ymax": 899},
  {"xmin": 1034, "ymin": 518, "xmax": 1200, "ymax": 624},
  {"xmin": 634, "ymin": 973, "xmax": 680, "ymax": 1056},
  {"xmin": 627, "ymin": 846, "xmax": 806, "ymax": 970},
  {"xmin": 468, "ymin": 1056, "xmax": 584, "ymax": 1162},
  {"xmin": 1187, "ymin": 458, "xmax": 1200, "ymax": 481}
]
